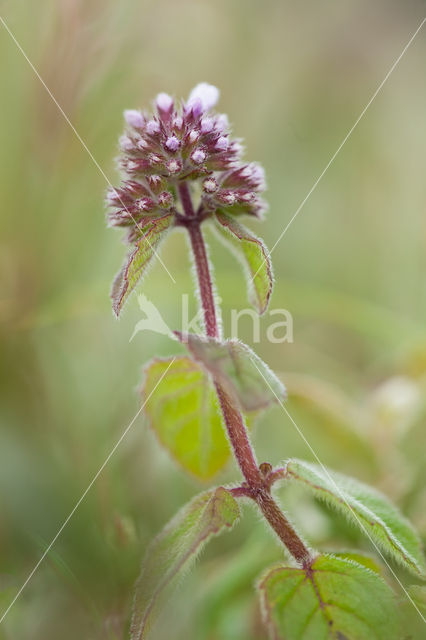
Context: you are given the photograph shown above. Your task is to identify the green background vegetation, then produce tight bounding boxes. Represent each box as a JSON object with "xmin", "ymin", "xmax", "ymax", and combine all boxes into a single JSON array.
[{"xmin": 1, "ymin": 0, "xmax": 426, "ymax": 637}]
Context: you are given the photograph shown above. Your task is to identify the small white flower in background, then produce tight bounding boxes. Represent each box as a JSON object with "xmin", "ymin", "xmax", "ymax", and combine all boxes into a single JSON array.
[{"xmin": 369, "ymin": 376, "xmax": 422, "ymax": 437}]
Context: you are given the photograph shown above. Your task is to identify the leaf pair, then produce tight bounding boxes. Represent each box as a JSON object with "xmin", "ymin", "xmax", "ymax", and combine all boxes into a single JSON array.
[
  {"xmin": 259, "ymin": 460, "xmax": 426, "ymax": 639},
  {"xmin": 131, "ymin": 459, "xmax": 425, "ymax": 640},
  {"xmin": 111, "ymin": 211, "xmax": 273, "ymax": 317},
  {"xmin": 142, "ymin": 336, "xmax": 286, "ymax": 479}
]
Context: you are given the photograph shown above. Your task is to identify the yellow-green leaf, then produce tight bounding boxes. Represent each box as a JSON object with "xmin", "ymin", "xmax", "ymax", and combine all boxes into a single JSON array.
[
  {"xmin": 285, "ymin": 459, "xmax": 426, "ymax": 577},
  {"xmin": 258, "ymin": 554, "xmax": 398, "ymax": 640},
  {"xmin": 131, "ymin": 487, "xmax": 240, "ymax": 640},
  {"xmin": 214, "ymin": 211, "xmax": 273, "ymax": 314},
  {"xmin": 143, "ymin": 356, "xmax": 239, "ymax": 479},
  {"xmin": 111, "ymin": 213, "xmax": 174, "ymax": 316}
]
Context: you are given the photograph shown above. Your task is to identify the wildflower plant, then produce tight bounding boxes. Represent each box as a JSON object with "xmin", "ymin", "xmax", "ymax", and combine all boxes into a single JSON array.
[{"xmin": 107, "ymin": 84, "xmax": 426, "ymax": 639}]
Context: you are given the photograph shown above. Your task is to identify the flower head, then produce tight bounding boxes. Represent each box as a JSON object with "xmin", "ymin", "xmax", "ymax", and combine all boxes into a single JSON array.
[{"xmin": 107, "ymin": 83, "xmax": 267, "ymax": 243}]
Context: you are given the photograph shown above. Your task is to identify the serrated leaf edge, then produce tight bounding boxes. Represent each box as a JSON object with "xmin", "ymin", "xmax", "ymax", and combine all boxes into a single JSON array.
[{"xmin": 286, "ymin": 460, "xmax": 426, "ymax": 577}]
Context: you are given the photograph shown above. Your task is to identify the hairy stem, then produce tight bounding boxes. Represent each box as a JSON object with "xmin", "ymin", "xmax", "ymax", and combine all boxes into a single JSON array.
[
  {"xmin": 178, "ymin": 182, "xmax": 196, "ymax": 219},
  {"xmin": 214, "ymin": 383, "xmax": 263, "ymax": 488},
  {"xmin": 256, "ymin": 491, "xmax": 310, "ymax": 563},
  {"xmin": 181, "ymin": 186, "xmax": 311, "ymax": 564},
  {"xmin": 187, "ymin": 222, "xmax": 219, "ymax": 339}
]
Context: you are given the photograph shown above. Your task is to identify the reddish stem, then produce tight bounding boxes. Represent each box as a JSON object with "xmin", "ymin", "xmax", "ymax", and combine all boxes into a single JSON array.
[
  {"xmin": 215, "ymin": 383, "xmax": 262, "ymax": 488},
  {"xmin": 187, "ymin": 222, "xmax": 219, "ymax": 339},
  {"xmin": 180, "ymin": 185, "xmax": 311, "ymax": 565},
  {"xmin": 256, "ymin": 491, "xmax": 310, "ymax": 564},
  {"xmin": 178, "ymin": 182, "xmax": 196, "ymax": 219}
]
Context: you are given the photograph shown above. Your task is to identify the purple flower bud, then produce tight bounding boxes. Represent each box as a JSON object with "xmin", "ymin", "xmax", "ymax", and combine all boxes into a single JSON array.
[
  {"xmin": 189, "ymin": 98, "xmax": 203, "ymax": 118},
  {"xmin": 167, "ymin": 158, "xmax": 182, "ymax": 174},
  {"xmin": 106, "ymin": 188, "xmax": 120, "ymax": 205},
  {"xmin": 173, "ymin": 116, "xmax": 183, "ymax": 129},
  {"xmin": 149, "ymin": 153, "xmax": 163, "ymax": 166},
  {"xmin": 203, "ymin": 177, "xmax": 218, "ymax": 193},
  {"xmin": 216, "ymin": 113, "xmax": 229, "ymax": 131},
  {"xmin": 146, "ymin": 119, "xmax": 160, "ymax": 135},
  {"xmin": 156, "ymin": 92, "xmax": 174, "ymax": 112},
  {"xmin": 191, "ymin": 149, "xmax": 206, "ymax": 165},
  {"xmin": 187, "ymin": 83, "xmax": 219, "ymax": 113},
  {"xmin": 218, "ymin": 190, "xmax": 237, "ymax": 205},
  {"xmin": 147, "ymin": 174, "xmax": 163, "ymax": 193},
  {"xmin": 188, "ymin": 130, "xmax": 199, "ymax": 144},
  {"xmin": 127, "ymin": 160, "xmax": 139, "ymax": 172},
  {"xmin": 124, "ymin": 109, "xmax": 144, "ymax": 128},
  {"xmin": 138, "ymin": 197, "xmax": 154, "ymax": 211},
  {"xmin": 158, "ymin": 191, "xmax": 173, "ymax": 208},
  {"xmin": 137, "ymin": 138, "xmax": 148, "ymax": 150},
  {"xmin": 216, "ymin": 136, "xmax": 228, "ymax": 151},
  {"xmin": 119, "ymin": 135, "xmax": 134, "ymax": 151},
  {"xmin": 241, "ymin": 191, "xmax": 255, "ymax": 202},
  {"xmin": 165, "ymin": 135, "xmax": 180, "ymax": 152},
  {"xmin": 201, "ymin": 117, "xmax": 214, "ymax": 133}
]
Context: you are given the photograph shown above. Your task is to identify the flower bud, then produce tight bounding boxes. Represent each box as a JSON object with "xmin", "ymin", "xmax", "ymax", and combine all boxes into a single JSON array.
[
  {"xmin": 191, "ymin": 149, "xmax": 206, "ymax": 165},
  {"xmin": 216, "ymin": 136, "xmax": 228, "ymax": 151},
  {"xmin": 167, "ymin": 158, "xmax": 182, "ymax": 174},
  {"xmin": 201, "ymin": 117, "xmax": 214, "ymax": 133},
  {"xmin": 119, "ymin": 135, "xmax": 134, "ymax": 151},
  {"xmin": 146, "ymin": 119, "xmax": 160, "ymax": 135},
  {"xmin": 127, "ymin": 160, "xmax": 139, "ymax": 172},
  {"xmin": 188, "ymin": 130, "xmax": 199, "ymax": 144},
  {"xmin": 156, "ymin": 92, "xmax": 174, "ymax": 113},
  {"xmin": 165, "ymin": 136, "xmax": 180, "ymax": 152},
  {"xmin": 137, "ymin": 197, "xmax": 155, "ymax": 211},
  {"xmin": 158, "ymin": 191, "xmax": 173, "ymax": 208},
  {"xmin": 147, "ymin": 174, "xmax": 164, "ymax": 193},
  {"xmin": 173, "ymin": 116, "xmax": 183, "ymax": 130},
  {"xmin": 124, "ymin": 109, "xmax": 144, "ymax": 128},
  {"xmin": 202, "ymin": 177, "xmax": 218, "ymax": 193}
]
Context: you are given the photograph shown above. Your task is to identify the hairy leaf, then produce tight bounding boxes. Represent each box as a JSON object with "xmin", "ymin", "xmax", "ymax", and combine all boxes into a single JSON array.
[
  {"xmin": 177, "ymin": 333, "xmax": 285, "ymax": 412},
  {"xmin": 143, "ymin": 356, "xmax": 241, "ymax": 479},
  {"xmin": 130, "ymin": 487, "xmax": 240, "ymax": 640},
  {"xmin": 111, "ymin": 213, "xmax": 174, "ymax": 316},
  {"xmin": 258, "ymin": 554, "xmax": 398, "ymax": 640},
  {"xmin": 214, "ymin": 211, "xmax": 273, "ymax": 314},
  {"xmin": 286, "ymin": 459, "xmax": 426, "ymax": 577}
]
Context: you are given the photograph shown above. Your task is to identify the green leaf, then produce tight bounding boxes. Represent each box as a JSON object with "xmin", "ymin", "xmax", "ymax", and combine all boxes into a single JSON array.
[
  {"xmin": 285, "ymin": 459, "xmax": 426, "ymax": 577},
  {"xmin": 130, "ymin": 487, "xmax": 240, "ymax": 640},
  {"xmin": 143, "ymin": 356, "xmax": 242, "ymax": 479},
  {"xmin": 258, "ymin": 553, "xmax": 398, "ymax": 640},
  {"xmin": 407, "ymin": 584, "xmax": 426, "ymax": 611},
  {"xmin": 330, "ymin": 550, "xmax": 385, "ymax": 576},
  {"xmin": 111, "ymin": 213, "xmax": 174, "ymax": 316},
  {"xmin": 177, "ymin": 333, "xmax": 286, "ymax": 412},
  {"xmin": 214, "ymin": 211, "xmax": 273, "ymax": 314}
]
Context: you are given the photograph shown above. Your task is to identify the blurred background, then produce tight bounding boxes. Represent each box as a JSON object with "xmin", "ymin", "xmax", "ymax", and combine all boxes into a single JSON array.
[{"xmin": 1, "ymin": 0, "xmax": 426, "ymax": 637}]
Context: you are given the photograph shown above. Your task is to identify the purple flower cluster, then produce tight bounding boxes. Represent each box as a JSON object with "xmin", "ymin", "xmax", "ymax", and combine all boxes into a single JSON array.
[{"xmin": 107, "ymin": 83, "xmax": 267, "ymax": 242}]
